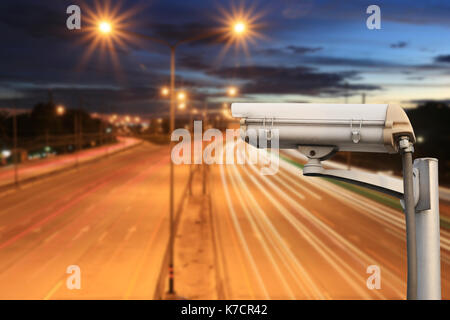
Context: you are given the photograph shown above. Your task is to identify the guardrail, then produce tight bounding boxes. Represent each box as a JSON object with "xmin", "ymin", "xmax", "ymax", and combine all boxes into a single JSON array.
[{"xmin": 0, "ymin": 138, "xmax": 142, "ymax": 194}]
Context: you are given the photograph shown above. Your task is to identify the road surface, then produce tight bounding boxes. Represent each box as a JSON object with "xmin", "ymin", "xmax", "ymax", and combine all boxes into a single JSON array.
[
  {"xmin": 0, "ymin": 139, "xmax": 448, "ymax": 299},
  {"xmin": 209, "ymin": 142, "xmax": 449, "ymax": 299},
  {"xmin": 0, "ymin": 142, "xmax": 189, "ymax": 299}
]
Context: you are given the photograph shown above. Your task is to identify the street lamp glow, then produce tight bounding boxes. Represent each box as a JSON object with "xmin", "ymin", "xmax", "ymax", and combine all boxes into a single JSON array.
[
  {"xmin": 227, "ymin": 87, "xmax": 237, "ymax": 96},
  {"xmin": 161, "ymin": 87, "xmax": 169, "ymax": 96},
  {"xmin": 56, "ymin": 105, "xmax": 65, "ymax": 116},
  {"xmin": 99, "ymin": 21, "xmax": 112, "ymax": 34},
  {"xmin": 178, "ymin": 103, "xmax": 186, "ymax": 110},
  {"xmin": 233, "ymin": 22, "xmax": 246, "ymax": 34},
  {"xmin": 177, "ymin": 92, "xmax": 186, "ymax": 101}
]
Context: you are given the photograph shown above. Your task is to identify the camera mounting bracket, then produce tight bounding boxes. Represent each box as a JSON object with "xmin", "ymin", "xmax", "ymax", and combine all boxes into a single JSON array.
[{"xmin": 300, "ymin": 145, "xmax": 419, "ymax": 203}]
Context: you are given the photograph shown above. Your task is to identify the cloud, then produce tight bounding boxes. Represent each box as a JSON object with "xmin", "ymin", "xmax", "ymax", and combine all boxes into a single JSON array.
[
  {"xmin": 207, "ymin": 65, "xmax": 380, "ymax": 96},
  {"xmin": 435, "ymin": 55, "xmax": 450, "ymax": 63},
  {"xmin": 303, "ymin": 56, "xmax": 397, "ymax": 68},
  {"xmin": 286, "ymin": 45, "xmax": 322, "ymax": 54},
  {"xmin": 390, "ymin": 41, "xmax": 408, "ymax": 49},
  {"xmin": 179, "ymin": 54, "xmax": 211, "ymax": 71},
  {"xmin": 145, "ymin": 22, "xmax": 223, "ymax": 46},
  {"xmin": 0, "ymin": 1, "xmax": 70, "ymax": 40},
  {"xmin": 257, "ymin": 46, "xmax": 322, "ymax": 56}
]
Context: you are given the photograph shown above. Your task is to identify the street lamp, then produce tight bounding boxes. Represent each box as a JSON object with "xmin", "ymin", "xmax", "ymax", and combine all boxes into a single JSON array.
[
  {"xmin": 161, "ymin": 87, "xmax": 169, "ymax": 96},
  {"xmin": 56, "ymin": 105, "xmax": 66, "ymax": 116},
  {"xmin": 99, "ymin": 21, "xmax": 112, "ymax": 34},
  {"xmin": 177, "ymin": 91, "xmax": 186, "ymax": 101},
  {"xmin": 233, "ymin": 22, "xmax": 246, "ymax": 34},
  {"xmin": 227, "ymin": 86, "xmax": 237, "ymax": 97},
  {"xmin": 92, "ymin": 13, "xmax": 254, "ymax": 298}
]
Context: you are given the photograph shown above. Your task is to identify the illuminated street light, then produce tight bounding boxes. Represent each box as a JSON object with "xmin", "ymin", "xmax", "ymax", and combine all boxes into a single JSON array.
[
  {"xmin": 135, "ymin": 116, "xmax": 141, "ymax": 123},
  {"xmin": 178, "ymin": 103, "xmax": 186, "ymax": 110},
  {"xmin": 83, "ymin": 3, "xmax": 264, "ymax": 296},
  {"xmin": 177, "ymin": 91, "xmax": 186, "ymax": 101},
  {"xmin": 227, "ymin": 86, "xmax": 237, "ymax": 96},
  {"xmin": 56, "ymin": 105, "xmax": 65, "ymax": 116},
  {"xmin": 233, "ymin": 22, "xmax": 246, "ymax": 34},
  {"xmin": 99, "ymin": 21, "xmax": 112, "ymax": 34},
  {"xmin": 161, "ymin": 87, "xmax": 169, "ymax": 96}
]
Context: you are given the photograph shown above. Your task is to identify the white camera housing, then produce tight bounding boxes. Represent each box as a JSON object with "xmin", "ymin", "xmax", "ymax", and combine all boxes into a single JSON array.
[{"xmin": 232, "ymin": 103, "xmax": 415, "ymax": 155}]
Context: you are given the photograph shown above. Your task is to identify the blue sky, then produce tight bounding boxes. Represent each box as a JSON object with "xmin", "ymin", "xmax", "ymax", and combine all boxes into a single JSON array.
[{"xmin": 0, "ymin": 0, "xmax": 449, "ymax": 115}]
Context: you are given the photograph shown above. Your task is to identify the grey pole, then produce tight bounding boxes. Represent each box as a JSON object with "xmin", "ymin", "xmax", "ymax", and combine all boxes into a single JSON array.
[
  {"xmin": 399, "ymin": 136, "xmax": 418, "ymax": 300},
  {"xmin": 13, "ymin": 102, "xmax": 18, "ymax": 186},
  {"xmin": 414, "ymin": 158, "xmax": 441, "ymax": 299}
]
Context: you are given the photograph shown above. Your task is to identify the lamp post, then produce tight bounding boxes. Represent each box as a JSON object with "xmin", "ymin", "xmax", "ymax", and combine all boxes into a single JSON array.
[
  {"xmin": 97, "ymin": 19, "xmax": 249, "ymax": 296},
  {"xmin": 13, "ymin": 102, "xmax": 18, "ymax": 186}
]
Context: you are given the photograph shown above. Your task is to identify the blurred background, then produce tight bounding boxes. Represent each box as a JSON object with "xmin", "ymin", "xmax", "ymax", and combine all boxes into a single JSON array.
[{"xmin": 0, "ymin": 0, "xmax": 448, "ymax": 300}]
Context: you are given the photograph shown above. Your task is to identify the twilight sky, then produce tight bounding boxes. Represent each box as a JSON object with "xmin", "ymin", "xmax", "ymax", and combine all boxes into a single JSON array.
[{"xmin": 0, "ymin": 0, "xmax": 450, "ymax": 116}]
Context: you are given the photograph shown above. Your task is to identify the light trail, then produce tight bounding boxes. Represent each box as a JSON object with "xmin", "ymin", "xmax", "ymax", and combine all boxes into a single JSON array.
[{"xmin": 220, "ymin": 163, "xmax": 270, "ymax": 299}]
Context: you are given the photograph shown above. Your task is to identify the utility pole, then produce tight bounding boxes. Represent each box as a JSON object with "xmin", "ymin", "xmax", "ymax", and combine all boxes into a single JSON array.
[
  {"xmin": 13, "ymin": 102, "xmax": 18, "ymax": 186},
  {"xmin": 344, "ymin": 82, "xmax": 349, "ymax": 104},
  {"xmin": 74, "ymin": 112, "xmax": 79, "ymax": 168},
  {"xmin": 45, "ymin": 130, "xmax": 49, "ymax": 149},
  {"xmin": 202, "ymin": 101, "xmax": 207, "ymax": 195}
]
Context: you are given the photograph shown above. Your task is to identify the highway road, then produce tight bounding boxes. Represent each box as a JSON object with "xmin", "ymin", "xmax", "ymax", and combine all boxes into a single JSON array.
[
  {"xmin": 0, "ymin": 142, "xmax": 189, "ymax": 299},
  {"xmin": 209, "ymin": 142, "xmax": 450, "ymax": 299},
  {"xmin": 0, "ymin": 138, "xmax": 448, "ymax": 300}
]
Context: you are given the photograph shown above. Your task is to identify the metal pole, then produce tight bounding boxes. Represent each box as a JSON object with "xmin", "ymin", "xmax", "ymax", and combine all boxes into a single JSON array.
[
  {"xmin": 414, "ymin": 158, "xmax": 441, "ymax": 299},
  {"xmin": 168, "ymin": 45, "xmax": 175, "ymax": 295},
  {"xmin": 13, "ymin": 103, "xmax": 18, "ymax": 186},
  {"xmin": 202, "ymin": 101, "xmax": 207, "ymax": 195},
  {"xmin": 399, "ymin": 136, "xmax": 418, "ymax": 300},
  {"xmin": 74, "ymin": 113, "xmax": 79, "ymax": 168},
  {"xmin": 189, "ymin": 110, "xmax": 193, "ymax": 196}
]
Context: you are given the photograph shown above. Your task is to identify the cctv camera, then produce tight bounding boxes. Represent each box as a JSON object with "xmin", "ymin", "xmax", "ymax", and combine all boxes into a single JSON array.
[{"xmin": 232, "ymin": 103, "xmax": 415, "ymax": 157}]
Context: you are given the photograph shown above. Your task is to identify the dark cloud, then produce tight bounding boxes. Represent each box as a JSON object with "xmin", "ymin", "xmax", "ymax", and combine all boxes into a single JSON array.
[
  {"xmin": 435, "ymin": 55, "xmax": 450, "ymax": 63},
  {"xmin": 179, "ymin": 54, "xmax": 210, "ymax": 71},
  {"xmin": 409, "ymin": 99, "xmax": 450, "ymax": 105},
  {"xmin": 207, "ymin": 65, "xmax": 380, "ymax": 96},
  {"xmin": 286, "ymin": 45, "xmax": 322, "ymax": 54},
  {"xmin": 0, "ymin": 1, "xmax": 70, "ymax": 40},
  {"xmin": 145, "ymin": 22, "xmax": 223, "ymax": 46},
  {"xmin": 390, "ymin": 41, "xmax": 408, "ymax": 49},
  {"xmin": 257, "ymin": 46, "xmax": 322, "ymax": 56},
  {"xmin": 303, "ymin": 56, "xmax": 397, "ymax": 68}
]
